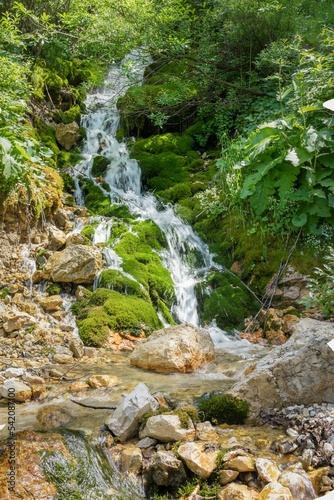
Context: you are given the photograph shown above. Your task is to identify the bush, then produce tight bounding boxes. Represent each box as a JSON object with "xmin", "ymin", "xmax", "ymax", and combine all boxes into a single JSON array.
[{"xmin": 197, "ymin": 393, "xmax": 249, "ymax": 425}]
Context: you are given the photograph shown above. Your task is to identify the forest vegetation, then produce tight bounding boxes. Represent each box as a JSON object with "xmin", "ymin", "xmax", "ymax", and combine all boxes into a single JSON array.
[{"xmin": 1, "ymin": 0, "xmax": 334, "ymax": 316}]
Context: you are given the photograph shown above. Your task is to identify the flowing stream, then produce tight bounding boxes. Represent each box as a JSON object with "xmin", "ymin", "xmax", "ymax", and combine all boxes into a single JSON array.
[{"xmin": 74, "ymin": 53, "xmax": 221, "ymax": 327}]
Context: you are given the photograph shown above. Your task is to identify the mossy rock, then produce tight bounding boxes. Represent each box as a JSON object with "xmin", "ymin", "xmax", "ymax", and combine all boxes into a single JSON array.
[
  {"xmin": 131, "ymin": 133, "xmax": 194, "ymax": 156},
  {"xmin": 97, "ymin": 269, "xmax": 148, "ymax": 299},
  {"xmin": 77, "ymin": 309, "xmax": 111, "ymax": 347},
  {"xmin": 91, "ymin": 156, "xmax": 110, "ymax": 177},
  {"xmin": 196, "ymin": 392, "xmax": 249, "ymax": 425},
  {"xmin": 132, "ymin": 220, "xmax": 167, "ymax": 250},
  {"xmin": 196, "ymin": 271, "xmax": 259, "ymax": 331},
  {"xmin": 56, "ymin": 105, "xmax": 81, "ymax": 125},
  {"xmin": 46, "ymin": 283, "xmax": 62, "ymax": 296},
  {"xmin": 80, "ymin": 179, "xmax": 111, "ymax": 215},
  {"xmin": 81, "ymin": 225, "xmax": 95, "ymax": 241},
  {"xmin": 158, "ymin": 182, "xmax": 192, "ymax": 203}
]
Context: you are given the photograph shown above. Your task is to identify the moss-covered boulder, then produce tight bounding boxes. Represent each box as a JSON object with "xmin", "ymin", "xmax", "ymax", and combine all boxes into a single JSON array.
[
  {"xmin": 76, "ymin": 289, "xmax": 163, "ymax": 346},
  {"xmin": 91, "ymin": 156, "xmax": 110, "ymax": 177},
  {"xmin": 97, "ymin": 269, "xmax": 148, "ymax": 300},
  {"xmin": 196, "ymin": 271, "xmax": 259, "ymax": 331}
]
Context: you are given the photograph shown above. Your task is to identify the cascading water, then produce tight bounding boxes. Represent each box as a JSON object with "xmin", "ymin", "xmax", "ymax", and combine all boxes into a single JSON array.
[{"xmin": 74, "ymin": 52, "xmax": 221, "ymax": 327}]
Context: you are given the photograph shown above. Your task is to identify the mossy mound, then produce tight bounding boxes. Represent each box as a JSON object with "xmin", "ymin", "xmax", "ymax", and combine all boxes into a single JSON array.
[
  {"xmin": 81, "ymin": 225, "xmax": 95, "ymax": 241},
  {"xmin": 131, "ymin": 133, "xmax": 195, "ymax": 156},
  {"xmin": 97, "ymin": 269, "xmax": 148, "ymax": 300},
  {"xmin": 91, "ymin": 156, "xmax": 110, "ymax": 177},
  {"xmin": 196, "ymin": 271, "xmax": 259, "ymax": 331},
  {"xmin": 197, "ymin": 393, "xmax": 249, "ymax": 425},
  {"xmin": 76, "ymin": 289, "xmax": 163, "ymax": 346}
]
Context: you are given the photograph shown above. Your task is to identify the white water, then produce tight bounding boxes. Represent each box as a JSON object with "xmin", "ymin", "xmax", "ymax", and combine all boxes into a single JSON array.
[{"xmin": 74, "ymin": 53, "xmax": 222, "ymax": 326}]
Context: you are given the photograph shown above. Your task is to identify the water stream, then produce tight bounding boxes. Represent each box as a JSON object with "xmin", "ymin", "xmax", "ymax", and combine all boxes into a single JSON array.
[{"xmin": 74, "ymin": 53, "xmax": 221, "ymax": 327}]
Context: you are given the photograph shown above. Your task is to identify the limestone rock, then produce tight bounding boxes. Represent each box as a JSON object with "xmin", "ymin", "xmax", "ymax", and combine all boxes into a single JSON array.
[
  {"xmin": 219, "ymin": 483, "xmax": 259, "ymax": 499},
  {"xmin": 87, "ymin": 374, "xmax": 121, "ymax": 388},
  {"xmin": 178, "ymin": 441, "xmax": 219, "ymax": 479},
  {"xmin": 3, "ymin": 311, "xmax": 34, "ymax": 334},
  {"xmin": 230, "ymin": 319, "xmax": 334, "ymax": 412},
  {"xmin": 66, "ymin": 233, "xmax": 87, "ymax": 246},
  {"xmin": 53, "ymin": 353, "xmax": 73, "ymax": 364},
  {"xmin": 4, "ymin": 367, "xmax": 25, "ymax": 378},
  {"xmin": 69, "ymin": 338, "xmax": 85, "ymax": 359},
  {"xmin": 196, "ymin": 421, "xmax": 219, "ymax": 442},
  {"xmin": 151, "ymin": 450, "xmax": 187, "ymax": 487},
  {"xmin": 37, "ymin": 404, "xmax": 74, "ymax": 429},
  {"xmin": 258, "ymin": 481, "xmax": 293, "ymax": 500},
  {"xmin": 308, "ymin": 467, "xmax": 330, "ymax": 495},
  {"xmin": 256, "ymin": 458, "xmax": 280, "ymax": 483},
  {"xmin": 130, "ymin": 324, "xmax": 215, "ymax": 373},
  {"xmin": 224, "ymin": 455, "xmax": 256, "ymax": 472},
  {"xmin": 55, "ymin": 122, "xmax": 80, "ymax": 150},
  {"xmin": 39, "ymin": 295, "xmax": 63, "ymax": 312},
  {"xmin": 120, "ymin": 446, "xmax": 142, "ymax": 474},
  {"xmin": 23, "ymin": 373, "xmax": 45, "ymax": 385},
  {"xmin": 105, "ymin": 383, "xmax": 159, "ymax": 443},
  {"xmin": 140, "ymin": 414, "xmax": 196, "ymax": 443},
  {"xmin": 47, "ymin": 225, "xmax": 66, "ymax": 250},
  {"xmin": 83, "ymin": 346, "xmax": 98, "ymax": 358},
  {"xmin": 70, "ymin": 381, "xmax": 89, "ymax": 392},
  {"xmin": 279, "ymin": 470, "xmax": 316, "ymax": 499},
  {"xmin": 44, "ymin": 245, "xmax": 103, "ymax": 284},
  {"xmin": 219, "ymin": 469, "xmax": 239, "ymax": 485},
  {"xmin": 1, "ymin": 378, "xmax": 32, "ymax": 402}
]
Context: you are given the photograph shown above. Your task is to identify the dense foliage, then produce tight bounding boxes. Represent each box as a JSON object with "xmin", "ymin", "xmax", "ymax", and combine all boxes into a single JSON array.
[{"xmin": 197, "ymin": 393, "xmax": 250, "ymax": 425}]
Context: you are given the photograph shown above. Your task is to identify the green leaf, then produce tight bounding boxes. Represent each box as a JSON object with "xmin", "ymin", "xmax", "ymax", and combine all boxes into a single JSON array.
[
  {"xmin": 318, "ymin": 154, "xmax": 334, "ymax": 168},
  {"xmin": 328, "ymin": 194, "xmax": 334, "ymax": 208},
  {"xmin": 275, "ymin": 164, "xmax": 299, "ymax": 198},
  {"xmin": 249, "ymin": 178, "xmax": 276, "ymax": 215},
  {"xmin": 292, "ymin": 213, "xmax": 308, "ymax": 227}
]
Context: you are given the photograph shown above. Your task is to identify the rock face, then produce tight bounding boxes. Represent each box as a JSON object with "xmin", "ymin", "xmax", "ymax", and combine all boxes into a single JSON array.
[
  {"xmin": 55, "ymin": 122, "xmax": 80, "ymax": 150},
  {"xmin": 178, "ymin": 441, "xmax": 219, "ymax": 479},
  {"xmin": 1, "ymin": 378, "xmax": 32, "ymax": 402},
  {"xmin": 105, "ymin": 383, "xmax": 158, "ymax": 443},
  {"xmin": 230, "ymin": 318, "xmax": 334, "ymax": 413},
  {"xmin": 44, "ymin": 245, "xmax": 103, "ymax": 284},
  {"xmin": 140, "ymin": 414, "xmax": 196, "ymax": 442},
  {"xmin": 130, "ymin": 324, "xmax": 215, "ymax": 373}
]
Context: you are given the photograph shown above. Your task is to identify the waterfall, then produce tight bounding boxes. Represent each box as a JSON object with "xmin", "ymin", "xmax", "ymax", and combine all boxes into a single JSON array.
[{"xmin": 74, "ymin": 53, "xmax": 221, "ymax": 326}]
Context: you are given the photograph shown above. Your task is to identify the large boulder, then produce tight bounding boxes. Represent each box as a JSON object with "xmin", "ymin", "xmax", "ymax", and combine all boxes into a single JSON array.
[
  {"xmin": 55, "ymin": 122, "xmax": 80, "ymax": 150},
  {"xmin": 105, "ymin": 383, "xmax": 158, "ymax": 443},
  {"xmin": 139, "ymin": 414, "xmax": 196, "ymax": 443},
  {"xmin": 130, "ymin": 324, "xmax": 215, "ymax": 373},
  {"xmin": 150, "ymin": 450, "xmax": 187, "ymax": 487},
  {"xmin": 44, "ymin": 245, "xmax": 103, "ymax": 284},
  {"xmin": 178, "ymin": 441, "xmax": 219, "ymax": 479},
  {"xmin": 230, "ymin": 318, "xmax": 334, "ymax": 414},
  {"xmin": 1, "ymin": 378, "xmax": 32, "ymax": 402}
]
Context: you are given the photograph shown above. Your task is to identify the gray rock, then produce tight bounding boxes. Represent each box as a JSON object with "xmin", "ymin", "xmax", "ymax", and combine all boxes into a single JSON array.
[
  {"xmin": 44, "ymin": 245, "xmax": 103, "ymax": 284},
  {"xmin": 230, "ymin": 319, "xmax": 334, "ymax": 413},
  {"xmin": 130, "ymin": 324, "xmax": 215, "ymax": 373},
  {"xmin": 137, "ymin": 437, "xmax": 157, "ymax": 449},
  {"xmin": 140, "ymin": 414, "xmax": 196, "ymax": 443},
  {"xmin": 69, "ymin": 338, "xmax": 84, "ymax": 359},
  {"xmin": 105, "ymin": 383, "xmax": 158, "ymax": 443},
  {"xmin": 1, "ymin": 378, "xmax": 32, "ymax": 402},
  {"xmin": 151, "ymin": 450, "xmax": 187, "ymax": 487},
  {"xmin": 279, "ymin": 470, "xmax": 316, "ymax": 499}
]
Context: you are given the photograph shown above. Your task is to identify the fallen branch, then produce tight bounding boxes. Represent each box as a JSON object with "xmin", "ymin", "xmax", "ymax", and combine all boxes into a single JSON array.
[{"xmin": 70, "ymin": 399, "xmax": 116, "ymax": 410}]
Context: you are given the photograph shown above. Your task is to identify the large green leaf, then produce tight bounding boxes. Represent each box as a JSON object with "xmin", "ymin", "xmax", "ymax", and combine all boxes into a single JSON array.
[
  {"xmin": 292, "ymin": 213, "xmax": 308, "ymax": 227},
  {"xmin": 318, "ymin": 154, "xmax": 334, "ymax": 168}
]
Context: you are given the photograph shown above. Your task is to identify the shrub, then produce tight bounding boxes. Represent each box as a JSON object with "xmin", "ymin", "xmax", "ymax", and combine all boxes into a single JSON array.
[{"xmin": 197, "ymin": 393, "xmax": 249, "ymax": 425}]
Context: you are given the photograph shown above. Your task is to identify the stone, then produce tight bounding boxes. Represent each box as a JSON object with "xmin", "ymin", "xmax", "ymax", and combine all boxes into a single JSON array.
[
  {"xmin": 36, "ymin": 404, "xmax": 74, "ymax": 429},
  {"xmin": 279, "ymin": 470, "xmax": 316, "ymax": 499},
  {"xmin": 130, "ymin": 324, "xmax": 215, "ymax": 373},
  {"xmin": 308, "ymin": 467, "xmax": 330, "ymax": 495},
  {"xmin": 83, "ymin": 346, "xmax": 98, "ymax": 358},
  {"xmin": 256, "ymin": 458, "xmax": 281, "ymax": 483},
  {"xmin": 47, "ymin": 225, "xmax": 66, "ymax": 250},
  {"xmin": 70, "ymin": 381, "xmax": 89, "ymax": 392},
  {"xmin": 219, "ymin": 483, "xmax": 259, "ymax": 499},
  {"xmin": 120, "ymin": 446, "xmax": 143, "ymax": 474},
  {"xmin": 39, "ymin": 295, "xmax": 63, "ymax": 312},
  {"xmin": 55, "ymin": 122, "xmax": 80, "ymax": 150},
  {"xmin": 22, "ymin": 373, "xmax": 45, "ymax": 385},
  {"xmin": 196, "ymin": 421, "xmax": 219, "ymax": 442},
  {"xmin": 230, "ymin": 319, "xmax": 334, "ymax": 413},
  {"xmin": 224, "ymin": 455, "xmax": 256, "ymax": 472},
  {"xmin": 137, "ymin": 437, "xmax": 157, "ymax": 449},
  {"xmin": 105, "ymin": 383, "xmax": 159, "ymax": 443},
  {"xmin": 3, "ymin": 311, "xmax": 34, "ymax": 333},
  {"xmin": 178, "ymin": 441, "xmax": 219, "ymax": 479},
  {"xmin": 53, "ymin": 353, "xmax": 73, "ymax": 364},
  {"xmin": 219, "ymin": 469, "xmax": 239, "ymax": 485},
  {"xmin": 151, "ymin": 450, "xmax": 187, "ymax": 487},
  {"xmin": 1, "ymin": 378, "xmax": 32, "ymax": 402},
  {"xmin": 140, "ymin": 414, "xmax": 196, "ymax": 443},
  {"xmin": 258, "ymin": 481, "xmax": 293, "ymax": 499},
  {"xmin": 66, "ymin": 233, "xmax": 87, "ymax": 246},
  {"xmin": 87, "ymin": 374, "xmax": 121, "ymax": 388},
  {"xmin": 44, "ymin": 245, "xmax": 103, "ymax": 284},
  {"xmin": 69, "ymin": 338, "xmax": 85, "ymax": 358},
  {"xmin": 4, "ymin": 367, "xmax": 25, "ymax": 378}
]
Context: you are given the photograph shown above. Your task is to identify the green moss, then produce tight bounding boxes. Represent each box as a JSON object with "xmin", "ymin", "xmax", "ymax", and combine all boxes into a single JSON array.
[
  {"xmin": 46, "ymin": 283, "xmax": 62, "ymax": 296},
  {"xmin": 197, "ymin": 393, "xmax": 249, "ymax": 425},
  {"xmin": 158, "ymin": 182, "xmax": 192, "ymax": 203},
  {"xmin": 78, "ymin": 309, "xmax": 111, "ymax": 347},
  {"xmin": 106, "ymin": 221, "xmax": 128, "ymax": 245},
  {"xmin": 132, "ymin": 220, "xmax": 167, "ymax": 250},
  {"xmin": 81, "ymin": 225, "xmax": 95, "ymax": 241},
  {"xmin": 56, "ymin": 105, "xmax": 81, "ymax": 124},
  {"xmin": 131, "ymin": 133, "xmax": 194, "ymax": 156},
  {"xmin": 196, "ymin": 271, "xmax": 258, "ymax": 330},
  {"xmin": 97, "ymin": 269, "xmax": 148, "ymax": 299},
  {"xmin": 158, "ymin": 299, "xmax": 176, "ymax": 325},
  {"xmin": 91, "ymin": 156, "xmax": 110, "ymax": 177},
  {"xmin": 58, "ymin": 150, "xmax": 82, "ymax": 168},
  {"xmin": 80, "ymin": 179, "xmax": 111, "ymax": 215}
]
